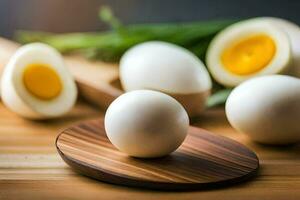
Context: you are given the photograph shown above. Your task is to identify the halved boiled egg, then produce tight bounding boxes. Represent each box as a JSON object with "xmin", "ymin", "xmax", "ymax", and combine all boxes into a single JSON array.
[
  {"xmin": 1, "ymin": 43, "xmax": 77, "ymax": 119},
  {"xmin": 263, "ymin": 17, "xmax": 300, "ymax": 77},
  {"xmin": 206, "ymin": 18, "xmax": 292, "ymax": 87}
]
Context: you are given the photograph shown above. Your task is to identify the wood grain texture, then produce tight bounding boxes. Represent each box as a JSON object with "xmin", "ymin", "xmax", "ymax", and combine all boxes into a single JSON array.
[
  {"xmin": 1, "ymin": 104, "xmax": 300, "ymax": 199},
  {"xmin": 0, "ymin": 37, "xmax": 299, "ymax": 198},
  {"xmin": 56, "ymin": 118, "xmax": 259, "ymax": 190}
]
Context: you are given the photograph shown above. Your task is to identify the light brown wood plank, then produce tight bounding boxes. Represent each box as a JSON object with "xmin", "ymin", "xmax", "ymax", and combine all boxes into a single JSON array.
[
  {"xmin": 0, "ymin": 102, "xmax": 300, "ymax": 198},
  {"xmin": 1, "ymin": 178, "xmax": 300, "ymax": 200}
]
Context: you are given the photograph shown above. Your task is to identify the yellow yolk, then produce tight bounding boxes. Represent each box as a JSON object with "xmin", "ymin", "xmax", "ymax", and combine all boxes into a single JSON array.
[
  {"xmin": 221, "ymin": 34, "xmax": 276, "ymax": 75},
  {"xmin": 23, "ymin": 64, "xmax": 62, "ymax": 100}
]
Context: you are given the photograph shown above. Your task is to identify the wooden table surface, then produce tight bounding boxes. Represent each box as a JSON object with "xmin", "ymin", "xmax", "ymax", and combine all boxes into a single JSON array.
[{"xmin": 0, "ymin": 101, "xmax": 299, "ymax": 200}]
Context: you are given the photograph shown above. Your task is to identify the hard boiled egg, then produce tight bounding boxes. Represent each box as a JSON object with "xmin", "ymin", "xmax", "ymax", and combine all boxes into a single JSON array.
[
  {"xmin": 104, "ymin": 90, "xmax": 189, "ymax": 158},
  {"xmin": 120, "ymin": 41, "xmax": 212, "ymax": 117},
  {"xmin": 226, "ymin": 75, "xmax": 300, "ymax": 144},
  {"xmin": 206, "ymin": 18, "xmax": 292, "ymax": 87},
  {"xmin": 1, "ymin": 43, "xmax": 77, "ymax": 119},
  {"xmin": 263, "ymin": 17, "xmax": 300, "ymax": 77}
]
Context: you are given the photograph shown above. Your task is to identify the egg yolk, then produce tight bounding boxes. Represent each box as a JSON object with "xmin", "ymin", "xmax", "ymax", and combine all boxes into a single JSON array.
[
  {"xmin": 221, "ymin": 34, "xmax": 276, "ymax": 75},
  {"xmin": 23, "ymin": 64, "xmax": 62, "ymax": 100}
]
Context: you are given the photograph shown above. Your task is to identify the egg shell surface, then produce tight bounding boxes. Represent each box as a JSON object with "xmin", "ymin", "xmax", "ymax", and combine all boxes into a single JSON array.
[
  {"xmin": 104, "ymin": 90, "xmax": 189, "ymax": 158},
  {"xmin": 226, "ymin": 75, "xmax": 300, "ymax": 144}
]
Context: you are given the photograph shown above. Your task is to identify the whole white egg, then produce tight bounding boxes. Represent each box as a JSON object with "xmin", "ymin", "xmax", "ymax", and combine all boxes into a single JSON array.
[
  {"xmin": 119, "ymin": 41, "xmax": 212, "ymax": 117},
  {"xmin": 104, "ymin": 90, "xmax": 189, "ymax": 158},
  {"xmin": 226, "ymin": 75, "xmax": 300, "ymax": 144}
]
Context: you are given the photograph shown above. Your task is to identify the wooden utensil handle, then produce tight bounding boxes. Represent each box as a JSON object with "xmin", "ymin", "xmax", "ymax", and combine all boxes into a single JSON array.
[{"xmin": 0, "ymin": 37, "xmax": 121, "ymax": 109}]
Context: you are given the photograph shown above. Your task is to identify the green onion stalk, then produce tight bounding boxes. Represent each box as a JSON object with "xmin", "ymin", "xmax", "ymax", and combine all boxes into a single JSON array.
[{"xmin": 16, "ymin": 6, "xmax": 236, "ymax": 107}]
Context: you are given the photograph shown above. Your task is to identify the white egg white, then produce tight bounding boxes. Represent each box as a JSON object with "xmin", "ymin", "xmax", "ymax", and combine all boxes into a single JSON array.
[
  {"xmin": 1, "ymin": 43, "xmax": 77, "ymax": 119},
  {"xmin": 120, "ymin": 41, "xmax": 212, "ymax": 117},
  {"xmin": 226, "ymin": 75, "xmax": 300, "ymax": 144},
  {"xmin": 105, "ymin": 90, "xmax": 189, "ymax": 158},
  {"xmin": 263, "ymin": 17, "xmax": 300, "ymax": 77},
  {"xmin": 206, "ymin": 18, "xmax": 292, "ymax": 87}
]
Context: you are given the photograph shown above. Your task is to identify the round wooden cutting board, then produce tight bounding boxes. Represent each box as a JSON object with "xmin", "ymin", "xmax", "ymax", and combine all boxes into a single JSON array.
[{"xmin": 56, "ymin": 119, "xmax": 259, "ymax": 190}]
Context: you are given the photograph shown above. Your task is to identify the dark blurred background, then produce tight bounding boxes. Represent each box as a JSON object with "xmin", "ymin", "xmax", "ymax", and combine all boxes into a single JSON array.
[{"xmin": 1, "ymin": 0, "xmax": 300, "ymax": 38}]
